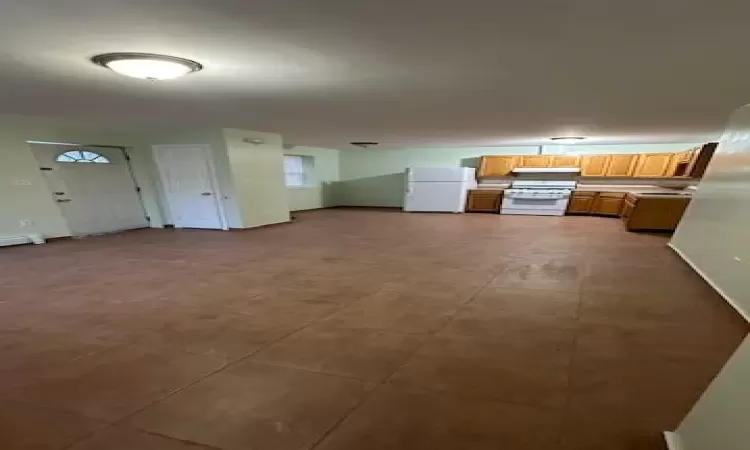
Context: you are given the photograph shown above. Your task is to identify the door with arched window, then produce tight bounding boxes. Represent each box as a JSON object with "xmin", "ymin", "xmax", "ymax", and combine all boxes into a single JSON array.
[{"xmin": 30, "ymin": 144, "xmax": 149, "ymax": 236}]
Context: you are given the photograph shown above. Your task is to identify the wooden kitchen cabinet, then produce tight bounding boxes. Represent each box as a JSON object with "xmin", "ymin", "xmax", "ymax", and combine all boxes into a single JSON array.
[
  {"xmin": 591, "ymin": 192, "xmax": 626, "ymax": 216},
  {"xmin": 466, "ymin": 190, "xmax": 503, "ymax": 212},
  {"xmin": 633, "ymin": 153, "xmax": 674, "ymax": 177},
  {"xmin": 518, "ymin": 155, "xmax": 550, "ymax": 168},
  {"xmin": 566, "ymin": 191, "xmax": 596, "ymax": 214},
  {"xmin": 580, "ymin": 155, "xmax": 610, "ymax": 177},
  {"xmin": 606, "ymin": 155, "xmax": 638, "ymax": 177},
  {"xmin": 548, "ymin": 155, "xmax": 581, "ymax": 168},
  {"xmin": 477, "ymin": 156, "xmax": 518, "ymax": 177},
  {"xmin": 621, "ymin": 194, "xmax": 690, "ymax": 231}
]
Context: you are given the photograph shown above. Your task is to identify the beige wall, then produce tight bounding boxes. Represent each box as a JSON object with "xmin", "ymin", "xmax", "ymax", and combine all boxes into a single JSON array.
[
  {"xmin": 668, "ymin": 104, "xmax": 750, "ymax": 449},
  {"xmin": 283, "ymin": 146, "xmax": 340, "ymax": 211},
  {"xmin": 670, "ymin": 107, "xmax": 750, "ymax": 319},
  {"xmin": 223, "ymin": 128, "xmax": 290, "ymax": 228},
  {"xmin": 0, "ymin": 115, "xmax": 164, "ymax": 239}
]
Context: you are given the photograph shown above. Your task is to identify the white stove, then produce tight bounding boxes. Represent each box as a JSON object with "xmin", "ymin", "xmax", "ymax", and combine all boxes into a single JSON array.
[{"xmin": 500, "ymin": 180, "xmax": 577, "ymax": 216}]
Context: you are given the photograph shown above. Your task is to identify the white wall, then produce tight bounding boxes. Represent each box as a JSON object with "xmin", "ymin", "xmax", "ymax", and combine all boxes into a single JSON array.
[
  {"xmin": 668, "ymin": 104, "xmax": 750, "ymax": 449},
  {"xmin": 223, "ymin": 128, "xmax": 290, "ymax": 228},
  {"xmin": 283, "ymin": 146, "xmax": 340, "ymax": 211},
  {"xmin": 0, "ymin": 115, "xmax": 164, "ymax": 239}
]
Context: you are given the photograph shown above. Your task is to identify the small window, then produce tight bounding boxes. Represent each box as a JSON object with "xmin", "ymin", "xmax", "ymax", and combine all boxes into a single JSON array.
[
  {"xmin": 56, "ymin": 150, "xmax": 110, "ymax": 163},
  {"xmin": 284, "ymin": 155, "xmax": 315, "ymax": 187}
]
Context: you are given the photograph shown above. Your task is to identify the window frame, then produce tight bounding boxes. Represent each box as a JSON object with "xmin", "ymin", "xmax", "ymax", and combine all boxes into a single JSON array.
[
  {"xmin": 56, "ymin": 149, "xmax": 111, "ymax": 164},
  {"xmin": 283, "ymin": 155, "xmax": 315, "ymax": 188}
]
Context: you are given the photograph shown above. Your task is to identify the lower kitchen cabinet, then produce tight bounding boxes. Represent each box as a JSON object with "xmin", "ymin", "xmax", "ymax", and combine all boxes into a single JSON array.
[
  {"xmin": 566, "ymin": 192, "xmax": 596, "ymax": 214},
  {"xmin": 466, "ymin": 190, "xmax": 503, "ymax": 212},
  {"xmin": 591, "ymin": 192, "xmax": 626, "ymax": 216},
  {"xmin": 567, "ymin": 191, "xmax": 624, "ymax": 216},
  {"xmin": 621, "ymin": 193, "xmax": 691, "ymax": 231}
]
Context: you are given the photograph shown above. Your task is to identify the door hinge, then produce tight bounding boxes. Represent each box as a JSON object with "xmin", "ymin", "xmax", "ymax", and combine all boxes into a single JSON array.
[
  {"xmin": 135, "ymin": 187, "xmax": 141, "ymax": 192},
  {"xmin": 145, "ymin": 216, "xmax": 151, "ymax": 222},
  {"xmin": 123, "ymin": 153, "xmax": 131, "ymax": 160},
  {"xmin": 40, "ymin": 167, "xmax": 52, "ymax": 171}
]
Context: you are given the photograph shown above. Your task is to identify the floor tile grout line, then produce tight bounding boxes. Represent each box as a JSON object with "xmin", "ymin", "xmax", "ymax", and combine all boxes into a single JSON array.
[
  {"xmin": 62, "ymin": 317, "xmax": 323, "ymax": 450},
  {"xmin": 306, "ymin": 281, "xmax": 499, "ymax": 450}
]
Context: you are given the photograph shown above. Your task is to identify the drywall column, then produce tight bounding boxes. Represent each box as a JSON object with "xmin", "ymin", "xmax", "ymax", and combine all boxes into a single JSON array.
[
  {"xmin": 223, "ymin": 128, "xmax": 290, "ymax": 228},
  {"xmin": 667, "ymin": 103, "xmax": 750, "ymax": 449}
]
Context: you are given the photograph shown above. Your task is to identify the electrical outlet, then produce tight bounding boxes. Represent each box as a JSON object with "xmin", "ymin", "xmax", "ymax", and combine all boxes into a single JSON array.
[{"xmin": 19, "ymin": 219, "xmax": 33, "ymax": 228}]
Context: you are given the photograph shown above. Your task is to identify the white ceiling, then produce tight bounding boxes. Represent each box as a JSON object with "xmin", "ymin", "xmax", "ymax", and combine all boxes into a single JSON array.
[{"xmin": 1, "ymin": 0, "xmax": 749, "ymax": 148}]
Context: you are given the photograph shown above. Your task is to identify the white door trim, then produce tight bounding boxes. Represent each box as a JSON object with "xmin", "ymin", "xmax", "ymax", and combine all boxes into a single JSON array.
[{"xmin": 152, "ymin": 144, "xmax": 229, "ymax": 230}]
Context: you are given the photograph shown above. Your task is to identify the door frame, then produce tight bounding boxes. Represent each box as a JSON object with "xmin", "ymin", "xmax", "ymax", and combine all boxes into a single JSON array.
[
  {"xmin": 152, "ymin": 144, "xmax": 229, "ymax": 230},
  {"xmin": 29, "ymin": 142, "xmax": 150, "ymax": 236}
]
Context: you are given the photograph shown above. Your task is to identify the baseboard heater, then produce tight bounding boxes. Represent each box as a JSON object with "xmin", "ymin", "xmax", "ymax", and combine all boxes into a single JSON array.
[{"xmin": 0, "ymin": 235, "xmax": 46, "ymax": 247}]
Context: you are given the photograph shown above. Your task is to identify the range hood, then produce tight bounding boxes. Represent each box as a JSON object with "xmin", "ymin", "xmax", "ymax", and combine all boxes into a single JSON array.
[{"xmin": 512, "ymin": 167, "xmax": 581, "ymax": 174}]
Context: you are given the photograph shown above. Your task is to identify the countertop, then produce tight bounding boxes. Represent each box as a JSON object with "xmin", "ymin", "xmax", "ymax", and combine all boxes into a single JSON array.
[{"xmin": 475, "ymin": 183, "xmax": 694, "ymax": 198}]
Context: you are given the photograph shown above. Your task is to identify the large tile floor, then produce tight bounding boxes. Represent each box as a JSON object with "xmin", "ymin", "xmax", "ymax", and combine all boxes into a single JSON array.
[{"xmin": 0, "ymin": 209, "xmax": 746, "ymax": 450}]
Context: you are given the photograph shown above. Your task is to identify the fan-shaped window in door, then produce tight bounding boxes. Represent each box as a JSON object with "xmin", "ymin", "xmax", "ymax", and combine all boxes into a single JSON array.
[{"xmin": 56, "ymin": 150, "xmax": 111, "ymax": 163}]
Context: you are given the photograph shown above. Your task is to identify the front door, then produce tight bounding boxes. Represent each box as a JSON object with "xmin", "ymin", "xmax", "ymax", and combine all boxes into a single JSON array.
[
  {"xmin": 153, "ymin": 145, "xmax": 225, "ymax": 229},
  {"xmin": 31, "ymin": 145, "xmax": 149, "ymax": 236}
]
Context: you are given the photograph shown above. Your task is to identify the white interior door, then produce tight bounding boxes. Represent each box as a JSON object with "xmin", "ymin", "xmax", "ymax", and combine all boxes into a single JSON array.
[
  {"xmin": 31, "ymin": 145, "xmax": 149, "ymax": 236},
  {"xmin": 153, "ymin": 145, "xmax": 225, "ymax": 230}
]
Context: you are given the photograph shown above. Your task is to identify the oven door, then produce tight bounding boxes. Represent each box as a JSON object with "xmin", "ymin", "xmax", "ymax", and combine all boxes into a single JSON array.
[{"xmin": 500, "ymin": 195, "xmax": 570, "ymax": 215}]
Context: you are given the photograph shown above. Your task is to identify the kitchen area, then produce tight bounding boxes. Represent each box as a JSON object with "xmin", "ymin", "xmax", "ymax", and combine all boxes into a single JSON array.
[{"xmin": 407, "ymin": 142, "xmax": 716, "ymax": 232}]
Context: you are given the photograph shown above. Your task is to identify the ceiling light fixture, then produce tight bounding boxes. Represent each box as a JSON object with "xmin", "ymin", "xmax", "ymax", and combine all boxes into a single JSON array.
[
  {"xmin": 550, "ymin": 136, "xmax": 587, "ymax": 144},
  {"xmin": 91, "ymin": 53, "xmax": 203, "ymax": 81},
  {"xmin": 350, "ymin": 142, "xmax": 379, "ymax": 148}
]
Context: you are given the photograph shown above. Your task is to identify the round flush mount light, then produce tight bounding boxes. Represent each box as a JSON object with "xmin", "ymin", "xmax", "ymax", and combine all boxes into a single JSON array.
[
  {"xmin": 350, "ymin": 141, "xmax": 379, "ymax": 148},
  {"xmin": 91, "ymin": 53, "xmax": 203, "ymax": 80},
  {"xmin": 550, "ymin": 136, "xmax": 587, "ymax": 144}
]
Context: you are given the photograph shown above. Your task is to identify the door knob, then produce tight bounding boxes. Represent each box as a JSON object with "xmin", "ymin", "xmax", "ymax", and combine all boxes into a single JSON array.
[
  {"xmin": 56, "ymin": 199, "xmax": 72, "ymax": 203},
  {"xmin": 201, "ymin": 192, "xmax": 212, "ymax": 196}
]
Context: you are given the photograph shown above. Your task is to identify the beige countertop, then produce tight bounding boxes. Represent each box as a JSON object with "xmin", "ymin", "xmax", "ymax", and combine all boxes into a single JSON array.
[{"xmin": 475, "ymin": 183, "xmax": 694, "ymax": 198}]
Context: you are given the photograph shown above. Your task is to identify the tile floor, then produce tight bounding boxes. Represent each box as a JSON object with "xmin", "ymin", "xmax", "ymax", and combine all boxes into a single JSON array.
[{"xmin": 0, "ymin": 209, "xmax": 746, "ymax": 450}]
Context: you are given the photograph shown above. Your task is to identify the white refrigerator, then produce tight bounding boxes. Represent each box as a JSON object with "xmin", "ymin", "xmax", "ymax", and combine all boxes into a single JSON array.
[{"xmin": 403, "ymin": 167, "xmax": 477, "ymax": 213}]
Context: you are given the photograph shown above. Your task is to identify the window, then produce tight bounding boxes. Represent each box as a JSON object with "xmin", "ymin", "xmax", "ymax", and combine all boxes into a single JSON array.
[
  {"xmin": 284, "ymin": 155, "xmax": 315, "ymax": 187},
  {"xmin": 56, "ymin": 150, "xmax": 110, "ymax": 163}
]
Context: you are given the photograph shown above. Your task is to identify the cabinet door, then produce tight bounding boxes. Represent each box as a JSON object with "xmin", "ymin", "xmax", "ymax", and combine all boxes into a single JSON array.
[
  {"xmin": 478, "ymin": 156, "xmax": 517, "ymax": 177},
  {"xmin": 606, "ymin": 155, "xmax": 638, "ymax": 177},
  {"xmin": 548, "ymin": 155, "xmax": 581, "ymax": 168},
  {"xmin": 466, "ymin": 191, "xmax": 502, "ymax": 212},
  {"xmin": 566, "ymin": 195, "xmax": 595, "ymax": 214},
  {"xmin": 592, "ymin": 195, "xmax": 625, "ymax": 216},
  {"xmin": 580, "ymin": 155, "xmax": 610, "ymax": 177},
  {"xmin": 620, "ymin": 199, "xmax": 636, "ymax": 225},
  {"xmin": 634, "ymin": 153, "xmax": 673, "ymax": 177},
  {"xmin": 518, "ymin": 155, "xmax": 550, "ymax": 168}
]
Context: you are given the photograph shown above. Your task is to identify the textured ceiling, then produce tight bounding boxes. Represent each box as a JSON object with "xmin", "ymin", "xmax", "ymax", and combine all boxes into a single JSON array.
[{"xmin": 1, "ymin": 0, "xmax": 748, "ymax": 148}]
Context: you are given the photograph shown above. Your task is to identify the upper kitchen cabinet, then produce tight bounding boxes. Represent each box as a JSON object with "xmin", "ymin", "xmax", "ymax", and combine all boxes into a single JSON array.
[
  {"xmin": 634, "ymin": 153, "xmax": 673, "ymax": 177},
  {"xmin": 518, "ymin": 155, "xmax": 550, "ymax": 167},
  {"xmin": 580, "ymin": 155, "xmax": 610, "ymax": 176},
  {"xmin": 668, "ymin": 149, "xmax": 698, "ymax": 178},
  {"xmin": 548, "ymin": 155, "xmax": 581, "ymax": 168},
  {"xmin": 606, "ymin": 154, "xmax": 638, "ymax": 177},
  {"xmin": 477, "ymin": 156, "xmax": 518, "ymax": 177}
]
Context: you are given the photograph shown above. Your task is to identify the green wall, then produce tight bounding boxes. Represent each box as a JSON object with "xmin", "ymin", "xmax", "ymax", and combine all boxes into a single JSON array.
[
  {"xmin": 337, "ymin": 146, "xmax": 538, "ymax": 207},
  {"xmin": 283, "ymin": 146, "xmax": 340, "ymax": 211}
]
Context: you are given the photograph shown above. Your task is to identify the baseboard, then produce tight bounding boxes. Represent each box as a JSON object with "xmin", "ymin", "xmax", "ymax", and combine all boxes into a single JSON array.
[
  {"xmin": 668, "ymin": 243, "xmax": 750, "ymax": 323},
  {"xmin": 663, "ymin": 431, "xmax": 684, "ymax": 450}
]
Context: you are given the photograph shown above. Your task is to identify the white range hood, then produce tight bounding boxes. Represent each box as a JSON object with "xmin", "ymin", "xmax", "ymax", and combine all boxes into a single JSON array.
[{"xmin": 512, "ymin": 167, "xmax": 581, "ymax": 174}]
